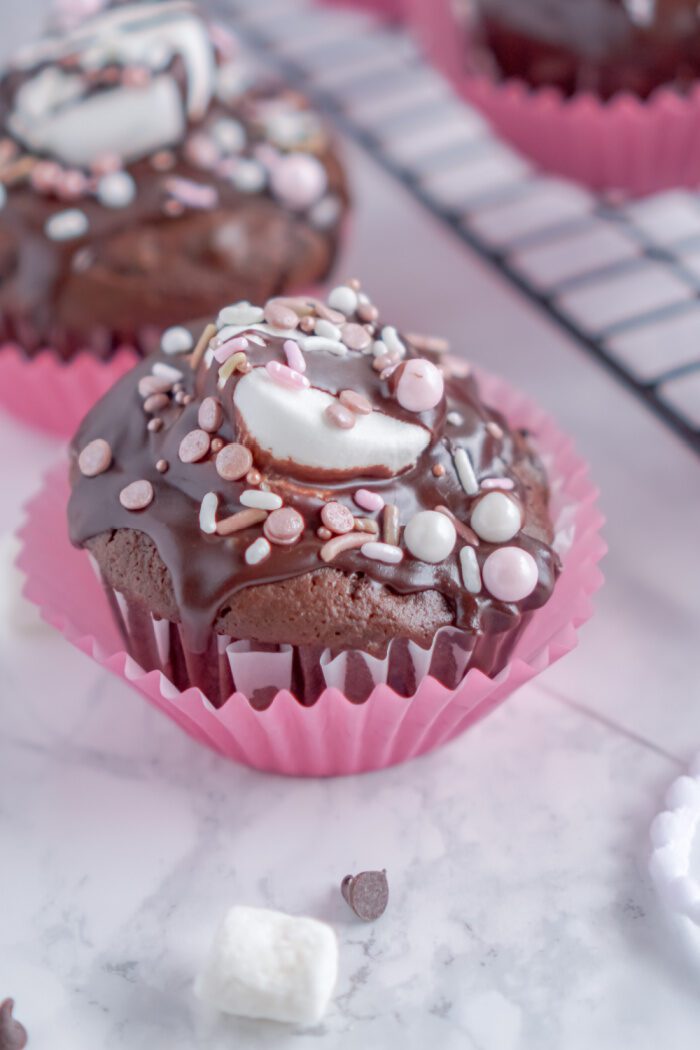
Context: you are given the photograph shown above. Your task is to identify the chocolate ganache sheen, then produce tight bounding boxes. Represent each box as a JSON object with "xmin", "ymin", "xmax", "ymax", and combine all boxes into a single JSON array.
[{"xmin": 68, "ymin": 284, "xmax": 560, "ymax": 668}]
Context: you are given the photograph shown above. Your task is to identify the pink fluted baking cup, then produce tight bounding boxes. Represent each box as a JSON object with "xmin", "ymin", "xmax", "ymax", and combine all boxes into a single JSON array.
[
  {"xmin": 404, "ymin": 0, "xmax": 700, "ymax": 197},
  {"xmin": 0, "ymin": 344, "xmax": 138, "ymax": 437},
  {"xmin": 17, "ymin": 372, "xmax": 604, "ymax": 776}
]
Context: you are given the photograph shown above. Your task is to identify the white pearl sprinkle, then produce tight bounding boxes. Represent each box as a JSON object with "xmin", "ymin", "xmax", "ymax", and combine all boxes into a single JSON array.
[
  {"xmin": 161, "ymin": 326, "xmax": 194, "ymax": 355},
  {"xmin": 212, "ymin": 116, "xmax": 247, "ymax": 153},
  {"xmin": 97, "ymin": 170, "xmax": 136, "ymax": 209},
  {"xmin": 372, "ymin": 340, "xmax": 388, "ymax": 358},
  {"xmin": 199, "ymin": 492, "xmax": 218, "ymax": 535},
  {"xmin": 152, "ymin": 361, "xmax": 184, "ymax": 382},
  {"xmin": 245, "ymin": 537, "xmax": 271, "ymax": 565},
  {"xmin": 447, "ymin": 411, "xmax": 463, "ymax": 426},
  {"xmin": 327, "ymin": 285, "xmax": 358, "ymax": 316},
  {"xmin": 230, "ymin": 158, "xmax": 266, "ymax": 194},
  {"xmin": 217, "ymin": 302, "xmax": 265, "ymax": 328},
  {"xmin": 454, "ymin": 447, "xmax": 479, "ymax": 496},
  {"xmin": 361, "ymin": 541, "xmax": 404, "ymax": 565},
  {"xmin": 45, "ymin": 208, "xmax": 89, "ymax": 241},
  {"xmin": 404, "ymin": 510, "xmax": 456, "ymax": 564},
  {"xmin": 459, "ymin": 546, "xmax": 481, "ymax": 594},
  {"xmin": 471, "ymin": 491, "xmax": 522, "ymax": 543},
  {"xmin": 240, "ymin": 490, "xmax": 283, "ymax": 511}
]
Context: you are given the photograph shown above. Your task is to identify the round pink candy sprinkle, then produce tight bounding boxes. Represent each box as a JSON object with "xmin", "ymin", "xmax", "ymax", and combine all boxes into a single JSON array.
[
  {"xmin": 78, "ymin": 437, "xmax": 112, "ymax": 477},
  {"xmin": 270, "ymin": 153, "xmax": 327, "ymax": 210},
  {"xmin": 341, "ymin": 323, "xmax": 371, "ymax": 351},
  {"xmin": 265, "ymin": 360, "xmax": 310, "ymax": 390},
  {"xmin": 119, "ymin": 479, "xmax": 154, "ymax": 511},
  {"xmin": 283, "ymin": 339, "xmax": 306, "ymax": 374},
  {"xmin": 354, "ymin": 488, "xmax": 384, "ymax": 512},
  {"xmin": 264, "ymin": 507, "xmax": 304, "ymax": 546},
  {"xmin": 321, "ymin": 501, "xmax": 354, "ymax": 535},
  {"xmin": 184, "ymin": 133, "xmax": 219, "ymax": 169},
  {"xmin": 324, "ymin": 403, "xmax": 355, "ymax": 429},
  {"xmin": 265, "ymin": 302, "xmax": 299, "ymax": 330},
  {"xmin": 339, "ymin": 389, "xmax": 372, "ymax": 415},
  {"xmin": 213, "ymin": 336, "xmax": 249, "ymax": 363},
  {"xmin": 482, "ymin": 547, "xmax": 538, "ymax": 604},
  {"xmin": 179, "ymin": 429, "xmax": 210, "ymax": 464},
  {"xmin": 395, "ymin": 358, "xmax": 445, "ymax": 413}
]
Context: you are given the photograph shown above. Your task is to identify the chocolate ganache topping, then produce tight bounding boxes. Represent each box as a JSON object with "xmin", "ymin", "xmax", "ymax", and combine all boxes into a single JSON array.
[
  {"xmin": 0, "ymin": 1, "xmax": 347, "ymax": 356},
  {"xmin": 69, "ymin": 282, "xmax": 561, "ymax": 657}
]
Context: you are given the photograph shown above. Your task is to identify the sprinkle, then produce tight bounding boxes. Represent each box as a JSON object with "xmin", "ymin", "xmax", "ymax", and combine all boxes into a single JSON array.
[
  {"xmin": 144, "ymin": 392, "xmax": 169, "ymax": 414},
  {"xmin": 147, "ymin": 418, "xmax": 163, "ymax": 433},
  {"xmin": 217, "ymin": 302, "xmax": 264, "ymax": 327},
  {"xmin": 324, "ymin": 403, "xmax": 355, "ymax": 429},
  {"xmin": 97, "ymin": 170, "xmax": 136, "ymax": 208},
  {"xmin": 213, "ymin": 336, "xmax": 249, "ymax": 363},
  {"xmin": 299, "ymin": 316, "xmax": 315, "ymax": 334},
  {"xmin": 327, "ymin": 285, "xmax": 358, "ymax": 316},
  {"xmin": 315, "ymin": 319, "xmax": 342, "ymax": 341},
  {"xmin": 161, "ymin": 326, "xmax": 193, "ymax": 355},
  {"xmin": 229, "ymin": 157, "xmax": 266, "ymax": 193},
  {"xmin": 346, "ymin": 278, "xmax": 361, "ymax": 291},
  {"xmin": 198, "ymin": 397, "xmax": 223, "ymax": 433},
  {"xmin": 156, "ymin": 459, "xmax": 169, "ymax": 473},
  {"xmin": 265, "ymin": 301, "xmax": 299, "ymax": 330},
  {"xmin": 321, "ymin": 501, "xmax": 354, "ymax": 535},
  {"xmin": 381, "ymin": 325, "xmax": 406, "ymax": 358},
  {"xmin": 138, "ymin": 375, "xmax": 171, "ymax": 398},
  {"xmin": 246, "ymin": 469, "xmax": 262, "ymax": 486},
  {"xmin": 373, "ymin": 351, "xmax": 399, "ymax": 372},
  {"xmin": 380, "ymin": 365, "xmax": 398, "ymax": 381},
  {"xmin": 382, "ymin": 504, "xmax": 399, "ymax": 546},
  {"xmin": 486, "ymin": 421, "xmax": 504, "ymax": 440},
  {"xmin": 354, "ymin": 488, "xmax": 384, "ymax": 512},
  {"xmin": 217, "ymin": 508, "xmax": 267, "ymax": 536},
  {"xmin": 56, "ymin": 169, "xmax": 88, "ymax": 200},
  {"xmin": 372, "ymin": 340, "xmax": 388, "ymax": 358},
  {"xmin": 78, "ymin": 438, "xmax": 112, "ymax": 477},
  {"xmin": 303, "ymin": 336, "xmax": 347, "ymax": 357},
  {"xmin": 245, "ymin": 537, "xmax": 271, "ymax": 566},
  {"xmin": 447, "ymin": 411, "xmax": 463, "ymax": 426},
  {"xmin": 459, "ymin": 546, "xmax": 482, "ymax": 594},
  {"xmin": 317, "ymin": 526, "xmax": 332, "ymax": 540},
  {"xmin": 313, "ymin": 300, "xmax": 346, "ymax": 325},
  {"xmin": 151, "ymin": 150, "xmax": 175, "ymax": 171},
  {"xmin": 199, "ymin": 492, "xmax": 219, "ymax": 535},
  {"xmin": 165, "ymin": 176, "xmax": 218, "ymax": 210},
  {"xmin": 404, "ymin": 509, "xmax": 456, "ymax": 564},
  {"xmin": 184, "ymin": 132, "xmax": 220, "ymax": 169},
  {"xmin": 179, "ymin": 429, "xmax": 210, "ymax": 464},
  {"xmin": 264, "ymin": 507, "xmax": 304, "ymax": 546},
  {"xmin": 406, "ymin": 332, "xmax": 450, "ymax": 354},
  {"xmin": 218, "ymin": 352, "xmax": 248, "ymax": 387},
  {"xmin": 357, "ymin": 301, "xmax": 378, "ymax": 323},
  {"xmin": 240, "ymin": 490, "xmax": 283, "ymax": 511},
  {"xmin": 152, "ymin": 362, "xmax": 183, "ymax": 383},
  {"xmin": 216, "ymin": 443, "xmax": 252, "ymax": 481},
  {"xmin": 211, "ymin": 437, "xmax": 225, "ymax": 453},
  {"xmin": 454, "ymin": 447, "xmax": 479, "ymax": 496},
  {"xmin": 435, "ymin": 505, "xmax": 480, "ymax": 546},
  {"xmin": 119, "ymin": 479, "xmax": 154, "ymax": 511},
  {"xmin": 432, "ymin": 464, "xmax": 446, "ymax": 477},
  {"xmin": 319, "ymin": 531, "xmax": 374, "ymax": 563},
  {"xmin": 163, "ymin": 199, "xmax": 185, "ymax": 217},
  {"xmin": 341, "ymin": 322, "xmax": 371, "ymax": 351},
  {"xmin": 395, "ymin": 358, "xmax": 444, "ymax": 413},
  {"xmin": 283, "ymin": 339, "xmax": 306, "ymax": 373},
  {"xmin": 45, "ymin": 208, "xmax": 88, "ymax": 241},
  {"xmin": 480, "ymin": 477, "xmax": 515, "ymax": 491},
  {"xmin": 265, "ymin": 360, "xmax": 310, "ymax": 390},
  {"xmin": 339, "ymin": 389, "xmax": 371, "ymax": 415},
  {"xmin": 361, "ymin": 541, "xmax": 404, "ymax": 565},
  {"xmin": 190, "ymin": 322, "xmax": 218, "ymax": 369}
]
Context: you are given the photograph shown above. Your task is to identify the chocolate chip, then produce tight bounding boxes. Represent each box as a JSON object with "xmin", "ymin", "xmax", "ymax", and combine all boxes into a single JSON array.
[
  {"xmin": 341, "ymin": 870, "xmax": 388, "ymax": 921},
  {"xmin": 0, "ymin": 999, "xmax": 28, "ymax": 1050},
  {"xmin": 78, "ymin": 437, "xmax": 112, "ymax": 477}
]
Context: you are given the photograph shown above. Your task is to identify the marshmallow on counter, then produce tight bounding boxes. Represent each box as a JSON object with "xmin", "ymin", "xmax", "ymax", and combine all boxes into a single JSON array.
[
  {"xmin": 195, "ymin": 905, "xmax": 338, "ymax": 1025},
  {"xmin": 0, "ymin": 534, "xmax": 46, "ymax": 636}
]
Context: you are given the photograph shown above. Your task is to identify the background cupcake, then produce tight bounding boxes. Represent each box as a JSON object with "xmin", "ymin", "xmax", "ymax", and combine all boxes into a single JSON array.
[{"xmin": 0, "ymin": 0, "xmax": 348, "ymax": 432}]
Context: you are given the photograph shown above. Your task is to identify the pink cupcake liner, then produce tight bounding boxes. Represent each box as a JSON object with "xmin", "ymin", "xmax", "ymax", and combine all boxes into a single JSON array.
[
  {"xmin": 17, "ymin": 371, "xmax": 605, "ymax": 777},
  {"xmin": 404, "ymin": 0, "xmax": 700, "ymax": 196},
  {"xmin": 0, "ymin": 343, "xmax": 138, "ymax": 437}
]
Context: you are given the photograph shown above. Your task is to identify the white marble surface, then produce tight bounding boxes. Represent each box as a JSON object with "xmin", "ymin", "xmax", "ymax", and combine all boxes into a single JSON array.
[{"xmin": 2, "ymin": 4, "xmax": 700, "ymax": 1048}]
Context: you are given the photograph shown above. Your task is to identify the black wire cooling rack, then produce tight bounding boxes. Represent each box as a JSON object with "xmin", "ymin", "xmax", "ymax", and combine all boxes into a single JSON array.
[{"xmin": 220, "ymin": 0, "xmax": 700, "ymax": 455}]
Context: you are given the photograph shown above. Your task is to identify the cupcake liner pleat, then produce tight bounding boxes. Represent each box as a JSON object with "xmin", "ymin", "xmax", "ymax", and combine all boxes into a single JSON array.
[{"xmin": 17, "ymin": 371, "xmax": 605, "ymax": 777}]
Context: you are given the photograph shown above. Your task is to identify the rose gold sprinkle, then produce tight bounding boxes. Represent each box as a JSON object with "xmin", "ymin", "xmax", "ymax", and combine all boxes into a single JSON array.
[
  {"xmin": 198, "ymin": 396, "xmax": 222, "ymax": 433},
  {"xmin": 432, "ymin": 464, "xmax": 446, "ymax": 477},
  {"xmin": 324, "ymin": 403, "xmax": 355, "ymax": 429},
  {"xmin": 216, "ymin": 442, "xmax": 252, "ymax": 481},
  {"xmin": 144, "ymin": 392, "xmax": 169, "ymax": 414},
  {"xmin": 264, "ymin": 507, "xmax": 304, "ymax": 546},
  {"xmin": 189, "ymin": 322, "xmax": 217, "ymax": 370},
  {"xmin": 435, "ymin": 505, "xmax": 480, "ymax": 546},
  {"xmin": 211, "ymin": 437, "xmax": 225, "ymax": 453},
  {"xmin": 321, "ymin": 501, "xmax": 354, "ymax": 535},
  {"xmin": 138, "ymin": 375, "xmax": 171, "ymax": 398},
  {"xmin": 339, "ymin": 389, "xmax": 372, "ymax": 415},
  {"xmin": 147, "ymin": 418, "xmax": 163, "ymax": 432},
  {"xmin": 317, "ymin": 526, "xmax": 332, "ymax": 540},
  {"xmin": 119, "ymin": 479, "xmax": 154, "ymax": 511},
  {"xmin": 78, "ymin": 438, "xmax": 112, "ymax": 477},
  {"xmin": 319, "ymin": 531, "xmax": 375, "ymax": 563},
  {"xmin": 156, "ymin": 459, "xmax": 169, "ymax": 473},
  {"xmin": 382, "ymin": 504, "xmax": 399, "ymax": 546},
  {"xmin": 341, "ymin": 323, "xmax": 371, "ymax": 351},
  {"xmin": 300, "ymin": 316, "xmax": 315, "ymax": 333},
  {"xmin": 246, "ymin": 469, "xmax": 262, "ymax": 486},
  {"xmin": 216, "ymin": 507, "xmax": 267, "ymax": 536},
  {"xmin": 406, "ymin": 332, "xmax": 450, "ymax": 354},
  {"xmin": 354, "ymin": 517, "xmax": 380, "ymax": 535},
  {"xmin": 357, "ymin": 302, "xmax": 378, "ymax": 323},
  {"xmin": 179, "ymin": 429, "xmax": 210, "ymax": 464}
]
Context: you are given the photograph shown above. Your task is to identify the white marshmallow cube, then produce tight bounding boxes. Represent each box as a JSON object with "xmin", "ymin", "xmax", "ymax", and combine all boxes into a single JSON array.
[{"xmin": 196, "ymin": 906, "xmax": 338, "ymax": 1025}]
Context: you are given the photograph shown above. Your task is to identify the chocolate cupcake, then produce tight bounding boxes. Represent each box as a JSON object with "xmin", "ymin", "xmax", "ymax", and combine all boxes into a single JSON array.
[
  {"xmin": 0, "ymin": 0, "xmax": 348, "ymax": 360},
  {"xmin": 67, "ymin": 282, "xmax": 561, "ymax": 707}
]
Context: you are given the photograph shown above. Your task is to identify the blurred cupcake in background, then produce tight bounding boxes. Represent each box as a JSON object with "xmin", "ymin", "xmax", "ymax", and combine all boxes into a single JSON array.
[
  {"xmin": 405, "ymin": 0, "xmax": 700, "ymax": 196},
  {"xmin": 0, "ymin": 0, "xmax": 349, "ymax": 433}
]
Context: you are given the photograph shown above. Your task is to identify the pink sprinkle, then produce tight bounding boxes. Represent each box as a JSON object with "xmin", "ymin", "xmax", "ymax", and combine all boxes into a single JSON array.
[
  {"xmin": 213, "ymin": 336, "xmax": 249, "ymax": 363},
  {"xmin": 283, "ymin": 339, "xmax": 306, "ymax": 374},
  {"xmin": 354, "ymin": 488, "xmax": 384, "ymax": 512},
  {"xmin": 265, "ymin": 360, "xmax": 310, "ymax": 390},
  {"xmin": 480, "ymin": 477, "xmax": 515, "ymax": 491},
  {"xmin": 165, "ymin": 176, "xmax": 219, "ymax": 211},
  {"xmin": 361, "ymin": 541, "xmax": 404, "ymax": 565},
  {"xmin": 324, "ymin": 403, "xmax": 355, "ymax": 429}
]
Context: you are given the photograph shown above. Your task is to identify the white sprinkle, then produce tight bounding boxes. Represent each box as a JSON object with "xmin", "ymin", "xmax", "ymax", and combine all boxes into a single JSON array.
[
  {"xmin": 372, "ymin": 340, "xmax": 388, "ymax": 358},
  {"xmin": 447, "ymin": 411, "xmax": 463, "ymax": 426},
  {"xmin": 97, "ymin": 170, "xmax": 136, "ymax": 209},
  {"xmin": 199, "ymin": 492, "xmax": 218, "ymax": 535},
  {"xmin": 327, "ymin": 285, "xmax": 358, "ymax": 316},
  {"xmin": 152, "ymin": 361, "xmax": 184, "ymax": 382},
  {"xmin": 480, "ymin": 477, "xmax": 515, "ymax": 491},
  {"xmin": 459, "ymin": 546, "xmax": 482, "ymax": 594},
  {"xmin": 314, "ymin": 319, "xmax": 342, "ymax": 341},
  {"xmin": 240, "ymin": 490, "xmax": 283, "ymax": 511},
  {"xmin": 361, "ymin": 541, "xmax": 404, "ymax": 565},
  {"xmin": 246, "ymin": 333, "xmax": 266, "ymax": 346},
  {"xmin": 302, "ymin": 336, "xmax": 347, "ymax": 357},
  {"xmin": 161, "ymin": 326, "xmax": 194, "ymax": 355},
  {"xmin": 309, "ymin": 194, "xmax": 341, "ymax": 230},
  {"xmin": 217, "ymin": 302, "xmax": 265, "ymax": 328},
  {"xmin": 0, "ymin": 185, "xmax": 6, "ymax": 210},
  {"xmin": 381, "ymin": 326, "xmax": 406, "ymax": 358},
  {"xmin": 212, "ymin": 116, "xmax": 246, "ymax": 153},
  {"xmin": 454, "ymin": 447, "xmax": 479, "ymax": 496},
  {"xmin": 245, "ymin": 537, "xmax": 271, "ymax": 565},
  {"xmin": 45, "ymin": 208, "xmax": 88, "ymax": 241},
  {"xmin": 486, "ymin": 421, "xmax": 504, "ymax": 440},
  {"xmin": 230, "ymin": 158, "xmax": 266, "ymax": 193}
]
